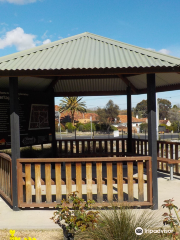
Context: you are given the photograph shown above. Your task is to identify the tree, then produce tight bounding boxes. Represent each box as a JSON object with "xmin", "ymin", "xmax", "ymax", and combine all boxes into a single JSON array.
[
  {"xmin": 134, "ymin": 98, "xmax": 172, "ymax": 120},
  {"xmin": 158, "ymin": 98, "xmax": 171, "ymax": 120},
  {"xmin": 96, "ymin": 100, "xmax": 120, "ymax": 130},
  {"xmin": 134, "ymin": 100, "xmax": 147, "ymax": 118},
  {"xmin": 168, "ymin": 108, "xmax": 180, "ymax": 124},
  {"xmin": 59, "ymin": 97, "xmax": 86, "ymax": 126}
]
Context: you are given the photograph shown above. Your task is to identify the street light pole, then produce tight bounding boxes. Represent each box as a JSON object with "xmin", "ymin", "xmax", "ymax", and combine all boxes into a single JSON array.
[
  {"xmin": 59, "ymin": 112, "xmax": 62, "ymax": 139},
  {"xmin": 90, "ymin": 116, "xmax": 92, "ymax": 139}
]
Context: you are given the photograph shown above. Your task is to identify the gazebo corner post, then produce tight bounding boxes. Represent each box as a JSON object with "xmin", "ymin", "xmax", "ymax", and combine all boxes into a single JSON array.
[
  {"xmin": 49, "ymin": 88, "xmax": 57, "ymax": 158},
  {"xmin": 127, "ymin": 86, "xmax": 132, "ymax": 153},
  {"xmin": 9, "ymin": 77, "xmax": 20, "ymax": 211},
  {"xmin": 147, "ymin": 73, "xmax": 158, "ymax": 210}
]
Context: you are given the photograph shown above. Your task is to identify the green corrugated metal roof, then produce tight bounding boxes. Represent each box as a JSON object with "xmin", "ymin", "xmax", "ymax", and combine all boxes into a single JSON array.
[{"xmin": 0, "ymin": 32, "xmax": 180, "ymax": 71}]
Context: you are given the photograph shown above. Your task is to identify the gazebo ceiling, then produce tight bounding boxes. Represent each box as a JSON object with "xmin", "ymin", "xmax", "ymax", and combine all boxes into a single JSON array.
[{"xmin": 0, "ymin": 32, "xmax": 180, "ymax": 95}]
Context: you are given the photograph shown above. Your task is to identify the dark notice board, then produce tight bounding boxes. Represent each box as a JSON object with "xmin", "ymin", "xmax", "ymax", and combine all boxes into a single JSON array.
[{"xmin": 0, "ymin": 90, "xmax": 53, "ymax": 150}]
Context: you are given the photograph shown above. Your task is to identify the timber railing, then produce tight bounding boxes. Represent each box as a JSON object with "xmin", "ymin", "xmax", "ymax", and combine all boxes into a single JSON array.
[
  {"xmin": 0, "ymin": 153, "xmax": 13, "ymax": 206},
  {"xmin": 57, "ymin": 138, "xmax": 128, "ymax": 157},
  {"xmin": 17, "ymin": 157, "xmax": 152, "ymax": 208},
  {"xmin": 132, "ymin": 139, "xmax": 180, "ymax": 174}
]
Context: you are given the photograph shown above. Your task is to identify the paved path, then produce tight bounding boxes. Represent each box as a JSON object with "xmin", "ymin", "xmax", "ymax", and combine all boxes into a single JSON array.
[{"xmin": 0, "ymin": 171, "xmax": 180, "ymax": 230}]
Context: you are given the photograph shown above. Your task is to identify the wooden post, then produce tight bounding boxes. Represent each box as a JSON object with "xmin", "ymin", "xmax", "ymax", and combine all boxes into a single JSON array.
[
  {"xmin": 127, "ymin": 86, "xmax": 132, "ymax": 152},
  {"xmin": 49, "ymin": 88, "xmax": 57, "ymax": 157},
  {"xmin": 9, "ymin": 77, "xmax": 20, "ymax": 211},
  {"xmin": 147, "ymin": 73, "xmax": 158, "ymax": 210}
]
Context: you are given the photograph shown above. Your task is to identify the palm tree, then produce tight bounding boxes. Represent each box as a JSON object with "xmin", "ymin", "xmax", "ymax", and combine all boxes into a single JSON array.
[{"xmin": 59, "ymin": 97, "xmax": 86, "ymax": 126}]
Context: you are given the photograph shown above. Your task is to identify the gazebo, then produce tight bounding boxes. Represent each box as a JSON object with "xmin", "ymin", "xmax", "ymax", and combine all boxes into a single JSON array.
[{"xmin": 0, "ymin": 32, "xmax": 180, "ymax": 211}]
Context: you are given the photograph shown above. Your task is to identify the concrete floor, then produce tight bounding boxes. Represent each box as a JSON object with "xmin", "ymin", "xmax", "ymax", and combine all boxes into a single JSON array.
[{"xmin": 0, "ymin": 170, "xmax": 180, "ymax": 230}]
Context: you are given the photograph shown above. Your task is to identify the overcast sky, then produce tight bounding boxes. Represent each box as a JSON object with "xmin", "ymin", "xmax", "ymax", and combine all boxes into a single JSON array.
[{"xmin": 1, "ymin": 0, "xmax": 180, "ymax": 109}]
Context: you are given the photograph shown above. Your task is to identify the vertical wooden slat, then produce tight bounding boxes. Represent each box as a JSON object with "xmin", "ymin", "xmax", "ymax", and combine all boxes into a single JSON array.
[
  {"xmin": 65, "ymin": 141, "xmax": 68, "ymax": 154},
  {"xmin": 117, "ymin": 162, "xmax": 123, "ymax": 202},
  {"xmin": 107, "ymin": 162, "xmax": 113, "ymax": 202},
  {"xmin": 59, "ymin": 141, "xmax": 62, "ymax": 155},
  {"xmin": 76, "ymin": 163, "xmax": 82, "ymax": 198},
  {"xmin": 35, "ymin": 164, "xmax": 42, "ymax": 203},
  {"xmin": 96, "ymin": 162, "xmax": 103, "ymax": 203},
  {"xmin": 45, "ymin": 163, "xmax": 52, "ymax": 203},
  {"xmin": 166, "ymin": 144, "xmax": 169, "ymax": 171},
  {"xmin": 145, "ymin": 141, "xmax": 147, "ymax": 155},
  {"xmin": 175, "ymin": 144, "xmax": 179, "ymax": 173},
  {"xmin": 105, "ymin": 140, "xmax": 107, "ymax": 153},
  {"xmin": 70, "ymin": 140, "xmax": 73, "ymax": 154},
  {"xmin": 17, "ymin": 161, "xmax": 23, "ymax": 206},
  {"xmin": 146, "ymin": 158, "xmax": 152, "ymax": 203},
  {"xmin": 76, "ymin": 141, "xmax": 79, "ymax": 155},
  {"xmin": 116, "ymin": 140, "xmax": 119, "ymax": 157},
  {"xmin": 82, "ymin": 141, "xmax": 85, "ymax": 154},
  {"xmin": 137, "ymin": 140, "xmax": 139, "ymax": 155},
  {"xmin": 127, "ymin": 162, "xmax": 133, "ymax": 202},
  {"xmin": 138, "ymin": 161, "xmax": 144, "ymax": 202},
  {"xmin": 66, "ymin": 163, "xmax": 72, "ymax": 199},
  {"xmin": 4, "ymin": 160, "xmax": 7, "ymax": 195},
  {"xmin": 93, "ymin": 140, "xmax": 96, "ymax": 153},
  {"xmin": 110, "ymin": 140, "xmax": 113, "ymax": 153},
  {"xmin": 86, "ymin": 163, "xmax": 92, "ymax": 200},
  {"xmin": 122, "ymin": 140, "xmax": 125, "ymax": 153},
  {"xmin": 88, "ymin": 140, "xmax": 90, "ymax": 153},
  {"xmin": 25, "ymin": 164, "xmax": 32, "ymax": 204},
  {"xmin": 99, "ymin": 140, "xmax": 102, "ymax": 153},
  {"xmin": 2, "ymin": 159, "xmax": 4, "ymax": 192},
  {"xmin": 141, "ymin": 141, "xmax": 143, "ymax": 155},
  {"xmin": 55, "ymin": 163, "xmax": 62, "ymax": 203}
]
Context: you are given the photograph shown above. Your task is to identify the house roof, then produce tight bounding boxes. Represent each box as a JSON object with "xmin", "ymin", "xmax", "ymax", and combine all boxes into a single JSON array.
[
  {"xmin": 118, "ymin": 115, "xmax": 144, "ymax": 123},
  {"xmin": 0, "ymin": 32, "xmax": 180, "ymax": 95}
]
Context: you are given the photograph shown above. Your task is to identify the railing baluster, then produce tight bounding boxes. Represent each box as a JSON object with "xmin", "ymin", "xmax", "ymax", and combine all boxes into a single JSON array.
[
  {"xmin": 96, "ymin": 162, "xmax": 103, "ymax": 203},
  {"xmin": 127, "ymin": 162, "xmax": 134, "ymax": 202},
  {"xmin": 45, "ymin": 163, "xmax": 52, "ymax": 203},
  {"xmin": 66, "ymin": 163, "xmax": 72, "ymax": 199},
  {"xmin": 35, "ymin": 164, "xmax": 42, "ymax": 203},
  {"xmin": 107, "ymin": 162, "xmax": 113, "ymax": 202},
  {"xmin": 116, "ymin": 140, "xmax": 119, "ymax": 157},
  {"xmin": 138, "ymin": 161, "xmax": 144, "ymax": 202},
  {"xmin": 146, "ymin": 158, "xmax": 152, "ymax": 203},
  {"xmin": 117, "ymin": 162, "xmax": 123, "ymax": 202},
  {"xmin": 76, "ymin": 163, "xmax": 82, "ymax": 198},
  {"xmin": 25, "ymin": 164, "xmax": 32, "ymax": 204},
  {"xmin": 55, "ymin": 163, "xmax": 62, "ymax": 203},
  {"xmin": 86, "ymin": 163, "xmax": 92, "ymax": 200}
]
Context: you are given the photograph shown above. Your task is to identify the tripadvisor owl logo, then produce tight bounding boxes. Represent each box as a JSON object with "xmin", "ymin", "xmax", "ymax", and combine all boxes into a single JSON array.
[{"xmin": 135, "ymin": 227, "xmax": 143, "ymax": 235}]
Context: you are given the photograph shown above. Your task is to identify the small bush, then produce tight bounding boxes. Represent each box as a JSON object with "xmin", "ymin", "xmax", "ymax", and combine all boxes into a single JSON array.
[{"xmin": 65, "ymin": 122, "xmax": 76, "ymax": 132}]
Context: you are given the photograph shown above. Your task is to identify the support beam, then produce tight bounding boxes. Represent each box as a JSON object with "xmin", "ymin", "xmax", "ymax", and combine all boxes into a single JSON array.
[
  {"xmin": 9, "ymin": 77, "xmax": 20, "ymax": 211},
  {"xmin": 49, "ymin": 88, "xmax": 57, "ymax": 157},
  {"xmin": 118, "ymin": 75, "xmax": 137, "ymax": 93},
  {"xmin": 127, "ymin": 87, "xmax": 132, "ymax": 152},
  {"xmin": 147, "ymin": 73, "xmax": 158, "ymax": 210}
]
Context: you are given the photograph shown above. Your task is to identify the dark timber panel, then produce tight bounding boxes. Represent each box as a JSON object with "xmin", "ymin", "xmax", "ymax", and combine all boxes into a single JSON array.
[
  {"xmin": 147, "ymin": 73, "xmax": 158, "ymax": 210},
  {"xmin": 9, "ymin": 77, "xmax": 20, "ymax": 211}
]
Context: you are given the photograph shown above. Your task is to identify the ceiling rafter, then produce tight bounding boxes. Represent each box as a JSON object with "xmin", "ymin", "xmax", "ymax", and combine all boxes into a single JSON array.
[{"xmin": 118, "ymin": 74, "xmax": 137, "ymax": 93}]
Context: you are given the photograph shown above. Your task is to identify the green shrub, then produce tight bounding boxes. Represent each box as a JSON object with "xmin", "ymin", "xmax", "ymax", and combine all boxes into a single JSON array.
[
  {"xmin": 77, "ymin": 205, "xmax": 163, "ymax": 240},
  {"xmin": 65, "ymin": 122, "xmax": 76, "ymax": 132},
  {"xmin": 109, "ymin": 125, "xmax": 118, "ymax": 131}
]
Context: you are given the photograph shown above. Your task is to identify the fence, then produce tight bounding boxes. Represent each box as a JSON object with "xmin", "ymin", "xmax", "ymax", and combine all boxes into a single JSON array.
[
  {"xmin": 57, "ymin": 138, "xmax": 128, "ymax": 157},
  {"xmin": 0, "ymin": 153, "xmax": 13, "ymax": 206},
  {"xmin": 16, "ymin": 157, "xmax": 152, "ymax": 208},
  {"xmin": 132, "ymin": 139, "xmax": 180, "ymax": 174}
]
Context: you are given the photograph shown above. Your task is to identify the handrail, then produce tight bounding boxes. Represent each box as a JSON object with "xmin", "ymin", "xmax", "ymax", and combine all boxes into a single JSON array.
[{"xmin": 0, "ymin": 153, "xmax": 13, "ymax": 206}]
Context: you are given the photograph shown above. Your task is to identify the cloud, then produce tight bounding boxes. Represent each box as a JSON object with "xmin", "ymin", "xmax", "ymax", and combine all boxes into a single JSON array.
[
  {"xmin": 146, "ymin": 47, "xmax": 171, "ymax": 55},
  {"xmin": 0, "ymin": 27, "xmax": 36, "ymax": 51},
  {"xmin": 43, "ymin": 39, "xmax": 51, "ymax": 44},
  {"xmin": 158, "ymin": 49, "xmax": 171, "ymax": 55},
  {"xmin": 0, "ymin": 0, "xmax": 37, "ymax": 4}
]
